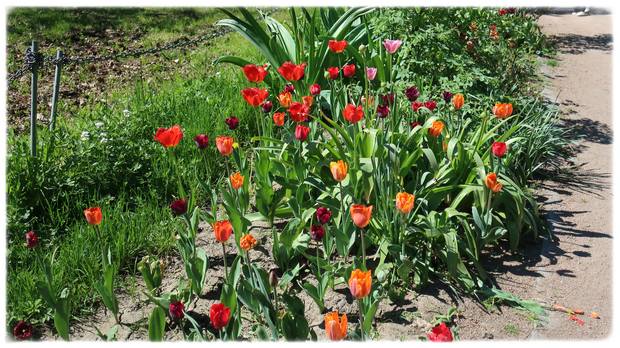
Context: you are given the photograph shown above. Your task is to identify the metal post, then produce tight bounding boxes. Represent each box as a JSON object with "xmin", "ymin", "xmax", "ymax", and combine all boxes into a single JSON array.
[
  {"xmin": 30, "ymin": 41, "xmax": 38, "ymax": 157},
  {"xmin": 49, "ymin": 49, "xmax": 63, "ymax": 131}
]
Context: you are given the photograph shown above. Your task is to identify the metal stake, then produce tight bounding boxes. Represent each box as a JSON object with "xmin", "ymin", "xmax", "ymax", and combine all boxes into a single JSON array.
[
  {"xmin": 49, "ymin": 49, "xmax": 63, "ymax": 131},
  {"xmin": 30, "ymin": 41, "xmax": 39, "ymax": 157}
]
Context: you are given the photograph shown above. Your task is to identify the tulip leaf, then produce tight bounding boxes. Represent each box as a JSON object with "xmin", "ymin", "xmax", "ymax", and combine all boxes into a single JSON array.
[{"xmin": 148, "ymin": 306, "xmax": 167, "ymax": 341}]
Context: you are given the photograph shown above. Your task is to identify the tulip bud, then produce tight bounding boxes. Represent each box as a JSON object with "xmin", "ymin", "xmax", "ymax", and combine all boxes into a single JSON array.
[
  {"xmin": 169, "ymin": 198, "xmax": 188, "ymax": 216},
  {"xmin": 269, "ymin": 269, "xmax": 279, "ymax": 287},
  {"xmin": 358, "ymin": 44, "xmax": 366, "ymax": 53},
  {"xmin": 284, "ymin": 84, "xmax": 295, "ymax": 94},
  {"xmin": 310, "ymin": 83, "xmax": 321, "ymax": 96},
  {"xmin": 25, "ymin": 231, "xmax": 38, "ymax": 249},
  {"xmin": 261, "ymin": 100, "xmax": 273, "ymax": 113}
]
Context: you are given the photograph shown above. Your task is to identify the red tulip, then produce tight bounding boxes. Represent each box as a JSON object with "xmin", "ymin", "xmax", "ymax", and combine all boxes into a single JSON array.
[
  {"xmin": 288, "ymin": 102, "xmax": 310, "ymax": 122},
  {"xmin": 193, "ymin": 134, "xmax": 209, "ymax": 149},
  {"xmin": 170, "ymin": 198, "xmax": 188, "ymax": 216},
  {"xmin": 277, "ymin": 61, "xmax": 306, "ymax": 81},
  {"xmin": 376, "ymin": 104, "xmax": 390, "ymax": 118},
  {"xmin": 25, "ymin": 231, "xmax": 38, "ymax": 249},
  {"xmin": 343, "ymin": 64, "xmax": 356, "ymax": 78},
  {"xmin": 84, "ymin": 207, "xmax": 102, "ymax": 225},
  {"xmin": 491, "ymin": 141, "xmax": 507, "ymax": 157},
  {"xmin": 154, "ymin": 125, "xmax": 183, "ymax": 148},
  {"xmin": 13, "ymin": 321, "xmax": 33, "ymax": 340},
  {"xmin": 424, "ymin": 100, "xmax": 437, "ymax": 111},
  {"xmin": 327, "ymin": 67, "xmax": 339, "ymax": 80},
  {"xmin": 412, "ymin": 101, "xmax": 424, "ymax": 112},
  {"xmin": 209, "ymin": 303, "xmax": 231, "ymax": 330},
  {"xmin": 215, "ymin": 136, "xmax": 234, "ymax": 156},
  {"xmin": 310, "ymin": 225, "xmax": 325, "ymax": 241},
  {"xmin": 169, "ymin": 301, "xmax": 185, "ymax": 320},
  {"xmin": 295, "ymin": 124, "xmax": 310, "ymax": 141},
  {"xmin": 410, "ymin": 121, "xmax": 422, "ymax": 129},
  {"xmin": 242, "ymin": 64, "xmax": 268, "ymax": 83},
  {"xmin": 328, "ymin": 39, "xmax": 348, "ymax": 53},
  {"xmin": 225, "ymin": 117, "xmax": 239, "ymax": 130},
  {"xmin": 241, "ymin": 88, "xmax": 269, "ymax": 107},
  {"xmin": 427, "ymin": 322, "xmax": 453, "ymax": 342},
  {"xmin": 310, "ymin": 83, "xmax": 321, "ymax": 96},
  {"xmin": 343, "ymin": 104, "xmax": 364, "ymax": 124},
  {"xmin": 316, "ymin": 207, "xmax": 332, "ymax": 224}
]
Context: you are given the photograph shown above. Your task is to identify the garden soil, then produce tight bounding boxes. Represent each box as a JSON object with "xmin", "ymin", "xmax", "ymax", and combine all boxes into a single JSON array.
[{"xmin": 41, "ymin": 13, "xmax": 613, "ymax": 341}]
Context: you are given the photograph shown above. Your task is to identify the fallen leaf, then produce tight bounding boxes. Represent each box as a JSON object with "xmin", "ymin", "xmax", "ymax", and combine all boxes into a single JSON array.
[{"xmin": 590, "ymin": 312, "xmax": 600, "ymax": 319}]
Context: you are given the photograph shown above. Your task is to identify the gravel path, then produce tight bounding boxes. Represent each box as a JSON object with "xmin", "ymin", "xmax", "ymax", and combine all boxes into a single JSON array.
[{"xmin": 529, "ymin": 13, "xmax": 613, "ymax": 339}]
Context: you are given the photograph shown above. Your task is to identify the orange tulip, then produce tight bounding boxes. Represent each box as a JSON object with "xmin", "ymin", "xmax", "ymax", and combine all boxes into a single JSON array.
[
  {"xmin": 229, "ymin": 172, "xmax": 244, "ymax": 190},
  {"xmin": 350, "ymin": 204, "xmax": 373, "ymax": 229},
  {"xmin": 348, "ymin": 269, "xmax": 372, "ymax": 299},
  {"xmin": 395, "ymin": 192, "xmax": 415, "ymax": 214},
  {"xmin": 492, "ymin": 103, "xmax": 513, "ymax": 118},
  {"xmin": 215, "ymin": 136, "xmax": 234, "ymax": 156},
  {"xmin": 240, "ymin": 234, "xmax": 257, "ymax": 251},
  {"xmin": 324, "ymin": 311, "xmax": 347, "ymax": 341},
  {"xmin": 329, "ymin": 160, "xmax": 348, "ymax": 182},
  {"xmin": 212, "ymin": 220, "xmax": 233, "ymax": 243},
  {"xmin": 452, "ymin": 93, "xmax": 464, "ymax": 110},
  {"xmin": 278, "ymin": 91, "xmax": 292, "ymax": 107},
  {"xmin": 273, "ymin": 112, "xmax": 285, "ymax": 126},
  {"xmin": 154, "ymin": 125, "xmax": 183, "ymax": 148},
  {"xmin": 84, "ymin": 207, "xmax": 102, "ymax": 225},
  {"xmin": 428, "ymin": 120, "xmax": 444, "ymax": 137},
  {"xmin": 302, "ymin": 95, "xmax": 313, "ymax": 107},
  {"xmin": 485, "ymin": 172, "xmax": 503, "ymax": 193}
]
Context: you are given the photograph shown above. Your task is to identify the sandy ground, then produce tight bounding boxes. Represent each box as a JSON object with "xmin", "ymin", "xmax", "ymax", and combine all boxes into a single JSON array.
[{"xmin": 38, "ymin": 13, "xmax": 613, "ymax": 341}]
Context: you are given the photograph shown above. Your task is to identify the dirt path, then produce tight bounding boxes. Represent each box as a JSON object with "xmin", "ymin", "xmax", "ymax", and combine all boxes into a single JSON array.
[{"xmin": 529, "ymin": 13, "xmax": 613, "ymax": 339}]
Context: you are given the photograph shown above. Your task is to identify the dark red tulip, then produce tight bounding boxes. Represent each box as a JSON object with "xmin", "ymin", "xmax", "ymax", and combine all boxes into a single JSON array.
[
  {"xmin": 404, "ymin": 86, "xmax": 420, "ymax": 101},
  {"xmin": 225, "ymin": 117, "xmax": 239, "ymax": 130},
  {"xmin": 169, "ymin": 301, "xmax": 185, "ymax": 320},
  {"xmin": 310, "ymin": 225, "xmax": 325, "ymax": 241},
  {"xmin": 424, "ymin": 100, "xmax": 437, "ymax": 111},
  {"xmin": 170, "ymin": 199, "xmax": 188, "ymax": 216},
  {"xmin": 382, "ymin": 93, "xmax": 395, "ymax": 106},
  {"xmin": 284, "ymin": 84, "xmax": 295, "ymax": 94},
  {"xmin": 412, "ymin": 101, "xmax": 424, "ymax": 112},
  {"xmin": 262, "ymin": 100, "xmax": 273, "ymax": 113},
  {"xmin": 376, "ymin": 104, "xmax": 390, "ymax": 118},
  {"xmin": 13, "ymin": 321, "xmax": 33, "ymax": 340},
  {"xmin": 25, "ymin": 231, "xmax": 38, "ymax": 249},
  {"xmin": 316, "ymin": 207, "xmax": 332, "ymax": 224},
  {"xmin": 194, "ymin": 134, "xmax": 209, "ymax": 149},
  {"xmin": 442, "ymin": 91, "xmax": 453, "ymax": 103},
  {"xmin": 210, "ymin": 303, "xmax": 231, "ymax": 330}
]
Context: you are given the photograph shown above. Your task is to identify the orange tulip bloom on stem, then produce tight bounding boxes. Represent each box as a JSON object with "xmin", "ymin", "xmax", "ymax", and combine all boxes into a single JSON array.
[
  {"xmin": 492, "ymin": 103, "xmax": 513, "ymax": 119},
  {"xmin": 330, "ymin": 160, "xmax": 348, "ymax": 182},
  {"xmin": 240, "ymin": 234, "xmax": 257, "ymax": 251},
  {"xmin": 350, "ymin": 204, "xmax": 372, "ymax": 228},
  {"xmin": 154, "ymin": 125, "xmax": 183, "ymax": 148},
  {"xmin": 273, "ymin": 112, "xmax": 285, "ymax": 126},
  {"xmin": 229, "ymin": 172, "xmax": 244, "ymax": 190},
  {"xmin": 428, "ymin": 120, "xmax": 444, "ymax": 137},
  {"xmin": 215, "ymin": 136, "xmax": 234, "ymax": 156},
  {"xmin": 278, "ymin": 91, "xmax": 292, "ymax": 107},
  {"xmin": 485, "ymin": 172, "xmax": 503, "ymax": 193},
  {"xmin": 349, "ymin": 269, "xmax": 372, "ymax": 299},
  {"xmin": 452, "ymin": 93, "xmax": 465, "ymax": 110},
  {"xmin": 324, "ymin": 311, "xmax": 347, "ymax": 341},
  {"xmin": 213, "ymin": 220, "xmax": 233, "ymax": 243},
  {"xmin": 84, "ymin": 207, "xmax": 103, "ymax": 225},
  {"xmin": 396, "ymin": 192, "xmax": 415, "ymax": 214}
]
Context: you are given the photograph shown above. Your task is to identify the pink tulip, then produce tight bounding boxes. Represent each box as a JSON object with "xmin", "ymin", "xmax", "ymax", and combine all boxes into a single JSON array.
[
  {"xmin": 383, "ymin": 39, "xmax": 403, "ymax": 54},
  {"xmin": 366, "ymin": 67, "xmax": 377, "ymax": 81}
]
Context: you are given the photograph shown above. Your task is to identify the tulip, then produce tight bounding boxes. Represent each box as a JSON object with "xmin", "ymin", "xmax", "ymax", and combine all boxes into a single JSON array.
[
  {"xmin": 295, "ymin": 124, "xmax": 310, "ymax": 141},
  {"xmin": 193, "ymin": 134, "xmax": 209, "ymax": 149},
  {"xmin": 396, "ymin": 192, "xmax": 415, "ymax": 214},
  {"xmin": 25, "ymin": 230, "xmax": 38, "ymax": 249},
  {"xmin": 328, "ymin": 39, "xmax": 348, "ymax": 53},
  {"xmin": 288, "ymin": 102, "xmax": 310, "ymax": 122},
  {"xmin": 277, "ymin": 61, "xmax": 306, "ymax": 81},
  {"xmin": 491, "ymin": 141, "xmax": 507, "ymax": 158},
  {"xmin": 405, "ymin": 86, "xmax": 420, "ymax": 101},
  {"xmin": 284, "ymin": 84, "xmax": 295, "ymax": 94},
  {"xmin": 428, "ymin": 120, "xmax": 444, "ymax": 137},
  {"xmin": 213, "ymin": 220, "xmax": 233, "ymax": 243},
  {"xmin": 242, "ymin": 64, "xmax": 268, "ymax": 83},
  {"xmin": 13, "ymin": 321, "xmax": 33, "ymax": 340},
  {"xmin": 240, "ymin": 233, "xmax": 257, "ymax": 251},
  {"xmin": 348, "ymin": 268, "xmax": 372, "ymax": 299},
  {"xmin": 350, "ymin": 204, "xmax": 372, "ymax": 228},
  {"xmin": 329, "ymin": 160, "xmax": 348, "ymax": 182},
  {"xmin": 241, "ymin": 87, "xmax": 269, "ymax": 107},
  {"xmin": 269, "ymin": 269, "xmax": 279, "ymax": 287},
  {"xmin": 342, "ymin": 64, "xmax": 356, "ymax": 78},
  {"xmin": 425, "ymin": 100, "xmax": 437, "ymax": 111},
  {"xmin": 493, "ymin": 103, "xmax": 513, "ymax": 118},
  {"xmin": 316, "ymin": 207, "xmax": 332, "ymax": 224},
  {"xmin": 326, "ymin": 67, "xmax": 339, "ymax": 80},
  {"xmin": 84, "ymin": 207, "xmax": 102, "ymax": 225},
  {"xmin": 411, "ymin": 101, "xmax": 424, "ymax": 112},
  {"xmin": 273, "ymin": 112, "xmax": 285, "ymax": 126},
  {"xmin": 383, "ymin": 39, "xmax": 403, "ymax": 54},
  {"xmin": 485, "ymin": 172, "xmax": 503, "ymax": 193},
  {"xmin": 215, "ymin": 136, "xmax": 234, "ymax": 156},
  {"xmin": 452, "ymin": 93, "xmax": 465, "ymax": 110},
  {"xmin": 442, "ymin": 91, "xmax": 453, "ymax": 103},
  {"xmin": 324, "ymin": 311, "xmax": 347, "ymax": 341},
  {"xmin": 154, "ymin": 125, "xmax": 183, "ymax": 148},
  {"xmin": 229, "ymin": 172, "xmax": 244, "ymax": 190},
  {"xmin": 343, "ymin": 104, "xmax": 364, "ymax": 124},
  {"xmin": 382, "ymin": 93, "xmax": 395, "ymax": 106},
  {"xmin": 366, "ymin": 67, "xmax": 377, "ymax": 81},
  {"xmin": 169, "ymin": 301, "xmax": 185, "ymax": 320},
  {"xmin": 169, "ymin": 198, "xmax": 188, "ymax": 216},
  {"xmin": 310, "ymin": 225, "xmax": 325, "ymax": 241},
  {"xmin": 225, "ymin": 117, "xmax": 239, "ymax": 130},
  {"xmin": 427, "ymin": 322, "xmax": 453, "ymax": 342},
  {"xmin": 466, "ymin": 40, "xmax": 475, "ymax": 52},
  {"xmin": 278, "ymin": 91, "xmax": 293, "ymax": 107},
  {"xmin": 310, "ymin": 83, "xmax": 321, "ymax": 96},
  {"xmin": 209, "ymin": 303, "xmax": 231, "ymax": 330},
  {"xmin": 376, "ymin": 104, "xmax": 390, "ymax": 118},
  {"xmin": 302, "ymin": 95, "xmax": 313, "ymax": 108},
  {"xmin": 261, "ymin": 100, "xmax": 273, "ymax": 113}
]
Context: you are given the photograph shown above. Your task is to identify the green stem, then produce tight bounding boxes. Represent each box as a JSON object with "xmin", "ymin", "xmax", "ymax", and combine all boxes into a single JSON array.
[
  {"xmin": 222, "ymin": 242, "xmax": 228, "ymax": 283},
  {"xmin": 360, "ymin": 228, "xmax": 366, "ymax": 269},
  {"xmin": 357, "ymin": 299, "xmax": 365, "ymax": 341}
]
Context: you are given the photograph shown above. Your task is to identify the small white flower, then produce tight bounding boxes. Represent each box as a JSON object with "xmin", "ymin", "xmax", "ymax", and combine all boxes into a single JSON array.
[
  {"xmin": 80, "ymin": 131, "xmax": 90, "ymax": 141},
  {"xmin": 94, "ymin": 121, "xmax": 104, "ymax": 128},
  {"xmin": 123, "ymin": 109, "xmax": 130, "ymax": 117}
]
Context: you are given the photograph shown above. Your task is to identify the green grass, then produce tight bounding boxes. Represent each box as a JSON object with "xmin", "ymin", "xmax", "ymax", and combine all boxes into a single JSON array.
[{"xmin": 6, "ymin": 8, "xmax": 287, "ymax": 328}]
